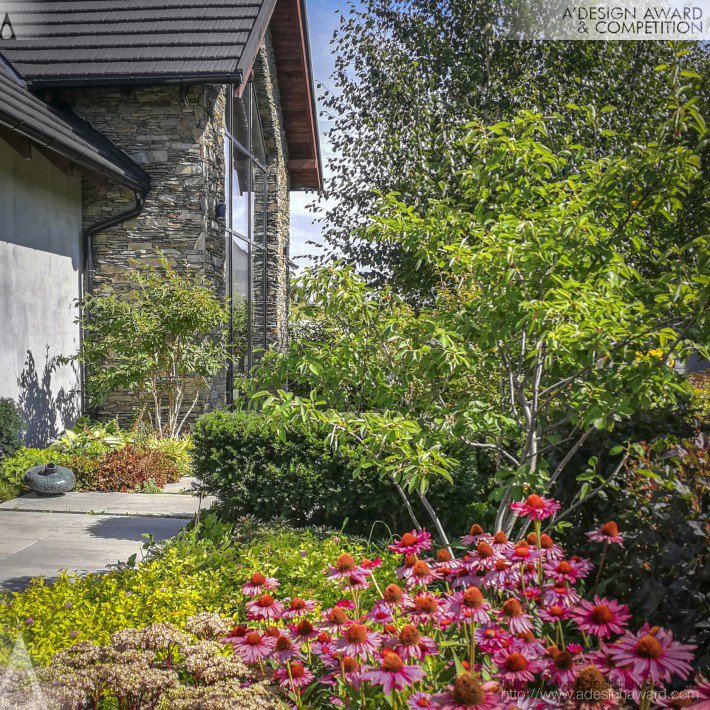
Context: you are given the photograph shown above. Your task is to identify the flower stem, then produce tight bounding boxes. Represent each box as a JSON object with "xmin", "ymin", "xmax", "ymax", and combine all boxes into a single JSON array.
[{"xmin": 593, "ymin": 541, "xmax": 609, "ymax": 594}]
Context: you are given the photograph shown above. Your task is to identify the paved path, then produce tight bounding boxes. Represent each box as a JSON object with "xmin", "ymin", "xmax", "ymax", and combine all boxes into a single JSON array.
[{"xmin": 0, "ymin": 481, "xmax": 216, "ymax": 592}]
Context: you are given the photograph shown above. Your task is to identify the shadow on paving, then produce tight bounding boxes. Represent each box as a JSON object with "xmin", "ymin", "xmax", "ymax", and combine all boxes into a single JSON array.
[{"xmin": 84, "ymin": 516, "xmax": 185, "ymax": 542}]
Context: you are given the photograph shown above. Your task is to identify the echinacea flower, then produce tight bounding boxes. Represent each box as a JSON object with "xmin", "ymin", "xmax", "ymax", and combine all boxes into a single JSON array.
[
  {"xmin": 281, "ymin": 597, "xmax": 317, "ymax": 619},
  {"xmin": 389, "ymin": 529, "xmax": 432, "ymax": 556},
  {"xmin": 311, "ymin": 631, "xmax": 334, "ymax": 657},
  {"xmin": 389, "ymin": 623, "xmax": 437, "ymax": 661},
  {"xmin": 433, "ymin": 671, "xmax": 500, "ymax": 709},
  {"xmin": 241, "ymin": 572, "xmax": 279, "ymax": 597},
  {"xmin": 444, "ymin": 587, "xmax": 492, "ymax": 625},
  {"xmin": 406, "ymin": 559, "xmax": 440, "ymax": 588},
  {"xmin": 543, "ymin": 646, "xmax": 579, "ymax": 687},
  {"xmin": 571, "ymin": 597, "xmax": 631, "ymax": 639},
  {"xmin": 273, "ymin": 660, "xmax": 314, "ymax": 689},
  {"xmin": 320, "ymin": 606, "xmax": 350, "ymax": 631},
  {"xmin": 382, "ymin": 583, "xmax": 407, "ymax": 607},
  {"xmin": 568, "ymin": 665, "xmax": 619, "ymax": 709},
  {"xmin": 363, "ymin": 652, "xmax": 424, "ymax": 694},
  {"xmin": 245, "ymin": 593, "xmax": 284, "ymax": 621},
  {"xmin": 321, "ymin": 654, "xmax": 364, "ymax": 689},
  {"xmin": 474, "ymin": 624, "xmax": 512, "ymax": 654},
  {"xmin": 543, "ymin": 585, "xmax": 581, "ymax": 608},
  {"xmin": 544, "ymin": 558, "xmax": 588, "ymax": 585},
  {"xmin": 368, "ymin": 600, "xmax": 394, "ymax": 624},
  {"xmin": 273, "ymin": 633, "xmax": 300, "ymax": 662},
  {"xmin": 510, "ymin": 494, "xmax": 561, "ymax": 521},
  {"xmin": 586, "ymin": 521, "xmax": 624, "ymax": 546},
  {"xmin": 494, "ymin": 646, "xmax": 544, "ymax": 686},
  {"xmin": 231, "ymin": 630, "xmax": 277, "ymax": 664},
  {"xmin": 326, "ymin": 553, "xmax": 368, "ymax": 583},
  {"xmin": 461, "ymin": 524, "xmax": 491, "ymax": 548},
  {"xmin": 607, "ymin": 624, "xmax": 695, "ymax": 687},
  {"xmin": 538, "ymin": 604, "xmax": 574, "ymax": 624},
  {"xmin": 406, "ymin": 593, "xmax": 444, "ymax": 624},
  {"xmin": 498, "ymin": 598, "xmax": 534, "ymax": 634},
  {"xmin": 333, "ymin": 622, "xmax": 382, "ymax": 659},
  {"xmin": 407, "ymin": 690, "xmax": 435, "ymax": 708}
]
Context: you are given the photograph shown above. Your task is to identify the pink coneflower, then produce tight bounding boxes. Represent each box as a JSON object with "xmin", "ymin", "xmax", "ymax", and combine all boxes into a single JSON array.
[
  {"xmin": 586, "ymin": 521, "xmax": 624, "ymax": 546},
  {"xmin": 444, "ymin": 587, "xmax": 492, "ymax": 625},
  {"xmin": 406, "ymin": 559, "xmax": 440, "ymax": 588},
  {"xmin": 544, "ymin": 558, "xmax": 588, "ymax": 585},
  {"xmin": 461, "ymin": 523, "xmax": 490, "ymax": 547},
  {"xmin": 245, "ymin": 593, "xmax": 284, "ymax": 621},
  {"xmin": 484, "ymin": 558, "xmax": 516, "ymax": 589},
  {"xmin": 333, "ymin": 622, "xmax": 382, "ymax": 659},
  {"xmin": 494, "ymin": 646, "xmax": 544, "ymax": 686},
  {"xmin": 220, "ymin": 624, "xmax": 248, "ymax": 645},
  {"xmin": 273, "ymin": 633, "xmax": 300, "ymax": 662},
  {"xmin": 474, "ymin": 624, "xmax": 512, "ymax": 654},
  {"xmin": 273, "ymin": 660, "xmax": 314, "ymax": 689},
  {"xmin": 433, "ymin": 672, "xmax": 500, "ymax": 709},
  {"xmin": 361, "ymin": 556, "xmax": 382, "ymax": 571},
  {"xmin": 321, "ymin": 654, "xmax": 364, "ymax": 689},
  {"xmin": 498, "ymin": 598, "xmax": 534, "ymax": 634},
  {"xmin": 320, "ymin": 605, "xmax": 350, "ymax": 631},
  {"xmin": 406, "ymin": 593, "xmax": 444, "ymax": 625},
  {"xmin": 389, "ymin": 529, "xmax": 432, "ymax": 556},
  {"xmin": 543, "ymin": 646, "xmax": 579, "ymax": 687},
  {"xmin": 231, "ymin": 630, "xmax": 277, "ymax": 664},
  {"xmin": 326, "ymin": 553, "xmax": 367, "ymax": 583},
  {"xmin": 607, "ymin": 625, "xmax": 695, "ymax": 687},
  {"xmin": 543, "ymin": 585, "xmax": 581, "ymax": 608},
  {"xmin": 566, "ymin": 665, "xmax": 620, "ymax": 709},
  {"xmin": 491, "ymin": 531, "xmax": 514, "ymax": 554},
  {"xmin": 281, "ymin": 597, "xmax": 317, "ymax": 619},
  {"xmin": 397, "ymin": 553, "xmax": 419, "ymax": 581},
  {"xmin": 587, "ymin": 646, "xmax": 639, "ymax": 692},
  {"xmin": 241, "ymin": 571, "xmax": 279, "ymax": 597},
  {"xmin": 510, "ymin": 494, "xmax": 560, "ymax": 521},
  {"xmin": 368, "ymin": 600, "xmax": 394, "ymax": 624},
  {"xmin": 538, "ymin": 603, "xmax": 574, "ymax": 624},
  {"xmin": 515, "ymin": 630, "xmax": 547, "ymax": 657},
  {"xmin": 288, "ymin": 618, "xmax": 319, "ymax": 643},
  {"xmin": 389, "ymin": 623, "xmax": 437, "ymax": 661},
  {"xmin": 381, "ymin": 583, "xmax": 408, "ymax": 607},
  {"xmin": 363, "ymin": 652, "xmax": 424, "ymax": 695},
  {"xmin": 311, "ymin": 631, "xmax": 334, "ymax": 657},
  {"xmin": 506, "ymin": 542, "xmax": 542, "ymax": 566},
  {"xmin": 344, "ymin": 572, "xmax": 371, "ymax": 590},
  {"xmin": 407, "ymin": 690, "xmax": 435, "ymax": 709},
  {"xmin": 467, "ymin": 541, "xmax": 499, "ymax": 572},
  {"xmin": 571, "ymin": 597, "xmax": 631, "ymax": 639}
]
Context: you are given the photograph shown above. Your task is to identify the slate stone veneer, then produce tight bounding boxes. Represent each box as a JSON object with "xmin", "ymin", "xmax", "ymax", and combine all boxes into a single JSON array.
[{"xmin": 64, "ymin": 32, "xmax": 290, "ymax": 425}]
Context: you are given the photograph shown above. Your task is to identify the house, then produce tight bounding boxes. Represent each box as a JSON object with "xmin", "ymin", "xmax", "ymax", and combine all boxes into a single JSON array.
[{"xmin": 0, "ymin": 0, "xmax": 321, "ymax": 444}]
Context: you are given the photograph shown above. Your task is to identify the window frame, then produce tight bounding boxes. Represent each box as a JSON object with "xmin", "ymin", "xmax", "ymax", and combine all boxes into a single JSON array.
[{"xmin": 225, "ymin": 82, "xmax": 269, "ymax": 402}]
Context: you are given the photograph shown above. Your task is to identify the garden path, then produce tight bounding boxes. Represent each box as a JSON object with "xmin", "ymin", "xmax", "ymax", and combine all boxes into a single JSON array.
[{"xmin": 0, "ymin": 479, "xmax": 216, "ymax": 592}]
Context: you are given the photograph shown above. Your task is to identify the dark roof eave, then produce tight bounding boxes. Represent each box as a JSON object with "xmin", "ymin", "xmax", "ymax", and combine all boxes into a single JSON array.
[
  {"xmin": 24, "ymin": 69, "xmax": 244, "ymax": 89},
  {"xmin": 0, "ymin": 112, "xmax": 150, "ymax": 193}
]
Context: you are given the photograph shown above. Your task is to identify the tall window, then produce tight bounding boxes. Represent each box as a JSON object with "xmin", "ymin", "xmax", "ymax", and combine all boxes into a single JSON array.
[{"xmin": 225, "ymin": 83, "xmax": 268, "ymax": 397}]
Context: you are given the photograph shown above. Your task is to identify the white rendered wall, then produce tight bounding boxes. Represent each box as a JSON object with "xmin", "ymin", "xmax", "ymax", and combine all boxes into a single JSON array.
[{"xmin": 0, "ymin": 139, "xmax": 82, "ymax": 445}]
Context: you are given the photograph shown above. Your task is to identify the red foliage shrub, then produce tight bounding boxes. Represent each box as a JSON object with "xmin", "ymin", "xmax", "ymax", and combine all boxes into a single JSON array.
[{"xmin": 88, "ymin": 445, "xmax": 179, "ymax": 492}]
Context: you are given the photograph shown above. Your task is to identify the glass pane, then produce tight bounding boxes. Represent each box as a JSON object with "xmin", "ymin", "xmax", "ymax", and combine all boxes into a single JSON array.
[
  {"xmin": 252, "ymin": 165, "xmax": 268, "ymax": 248},
  {"xmin": 231, "ymin": 236, "xmax": 250, "ymax": 375},
  {"xmin": 251, "ymin": 90, "xmax": 266, "ymax": 165},
  {"xmin": 230, "ymin": 147, "xmax": 250, "ymax": 240},
  {"xmin": 251, "ymin": 245, "xmax": 267, "ymax": 360},
  {"xmin": 229, "ymin": 85, "xmax": 251, "ymax": 152}
]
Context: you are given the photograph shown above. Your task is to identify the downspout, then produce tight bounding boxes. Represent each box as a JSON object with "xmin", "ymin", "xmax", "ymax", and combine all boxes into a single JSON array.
[{"xmin": 79, "ymin": 189, "xmax": 146, "ymax": 416}]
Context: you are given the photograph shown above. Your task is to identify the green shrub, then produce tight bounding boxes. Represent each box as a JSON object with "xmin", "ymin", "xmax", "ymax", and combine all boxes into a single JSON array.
[
  {"xmin": 0, "ymin": 398, "xmax": 24, "ymax": 461},
  {"xmin": 193, "ymin": 409, "xmax": 495, "ymax": 536},
  {"xmin": 0, "ymin": 515, "xmax": 390, "ymax": 666},
  {"xmin": 142, "ymin": 434, "xmax": 194, "ymax": 478}
]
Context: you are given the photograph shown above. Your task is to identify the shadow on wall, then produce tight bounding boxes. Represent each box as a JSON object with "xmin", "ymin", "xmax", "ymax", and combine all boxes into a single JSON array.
[{"xmin": 17, "ymin": 348, "xmax": 80, "ymax": 447}]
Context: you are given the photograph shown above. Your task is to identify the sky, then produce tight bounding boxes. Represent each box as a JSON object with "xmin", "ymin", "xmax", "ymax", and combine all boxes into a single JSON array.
[{"xmin": 289, "ymin": 0, "xmax": 345, "ymax": 264}]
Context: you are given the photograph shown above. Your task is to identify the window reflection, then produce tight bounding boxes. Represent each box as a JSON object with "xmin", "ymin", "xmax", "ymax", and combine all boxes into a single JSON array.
[{"xmin": 225, "ymin": 82, "xmax": 269, "ymax": 394}]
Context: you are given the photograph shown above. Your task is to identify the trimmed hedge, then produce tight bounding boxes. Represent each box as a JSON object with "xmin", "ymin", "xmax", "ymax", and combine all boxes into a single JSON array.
[
  {"xmin": 193, "ymin": 409, "xmax": 495, "ymax": 536},
  {"xmin": 0, "ymin": 398, "xmax": 23, "ymax": 461}
]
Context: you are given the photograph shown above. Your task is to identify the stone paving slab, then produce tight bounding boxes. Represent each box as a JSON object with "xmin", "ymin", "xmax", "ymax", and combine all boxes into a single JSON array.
[
  {"xmin": 0, "ymin": 491, "xmax": 215, "ymax": 519},
  {"xmin": 0, "ymin": 511, "xmax": 186, "ymax": 592}
]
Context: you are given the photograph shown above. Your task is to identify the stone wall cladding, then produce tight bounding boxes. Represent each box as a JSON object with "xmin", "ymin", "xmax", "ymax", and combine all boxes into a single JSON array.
[
  {"xmin": 70, "ymin": 31, "xmax": 291, "ymax": 424},
  {"xmin": 71, "ymin": 83, "xmax": 228, "ymax": 423},
  {"xmin": 254, "ymin": 30, "xmax": 290, "ymax": 352}
]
